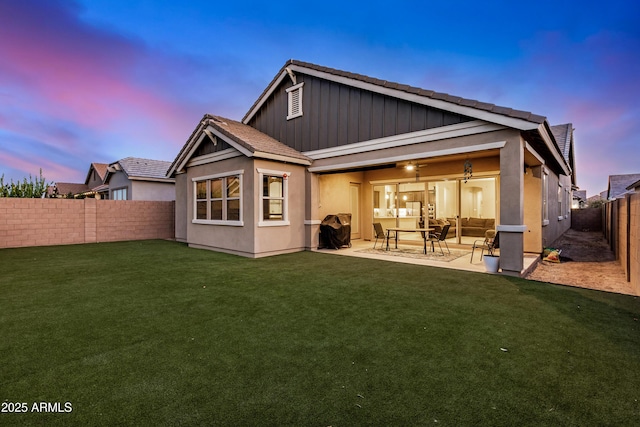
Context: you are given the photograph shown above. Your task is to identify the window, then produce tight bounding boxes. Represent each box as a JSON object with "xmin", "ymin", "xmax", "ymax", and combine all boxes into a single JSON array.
[
  {"xmin": 258, "ymin": 168, "xmax": 290, "ymax": 226},
  {"xmin": 112, "ymin": 188, "xmax": 127, "ymax": 200},
  {"xmin": 286, "ymin": 82, "xmax": 304, "ymax": 120},
  {"xmin": 542, "ymin": 169, "xmax": 549, "ymax": 225},
  {"xmin": 557, "ymin": 183, "xmax": 564, "ymax": 220},
  {"xmin": 193, "ymin": 170, "xmax": 243, "ymax": 226}
]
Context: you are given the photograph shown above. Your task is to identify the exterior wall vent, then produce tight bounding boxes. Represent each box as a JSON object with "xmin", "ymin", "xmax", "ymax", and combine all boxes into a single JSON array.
[{"xmin": 286, "ymin": 82, "xmax": 304, "ymax": 120}]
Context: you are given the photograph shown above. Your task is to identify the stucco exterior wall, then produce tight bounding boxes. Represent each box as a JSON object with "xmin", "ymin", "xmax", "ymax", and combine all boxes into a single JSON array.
[
  {"xmin": 183, "ymin": 156, "xmax": 307, "ymax": 258},
  {"xmin": 131, "ymin": 180, "xmax": 175, "ymax": 201},
  {"xmin": 0, "ymin": 198, "xmax": 174, "ymax": 249}
]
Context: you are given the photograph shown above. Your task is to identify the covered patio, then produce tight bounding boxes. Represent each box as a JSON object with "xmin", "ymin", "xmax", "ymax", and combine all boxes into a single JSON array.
[{"xmin": 317, "ymin": 238, "xmax": 540, "ymax": 275}]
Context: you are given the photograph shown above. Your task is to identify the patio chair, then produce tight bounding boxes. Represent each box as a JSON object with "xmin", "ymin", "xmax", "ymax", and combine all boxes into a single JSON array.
[
  {"xmin": 373, "ymin": 222, "xmax": 394, "ymax": 249},
  {"xmin": 470, "ymin": 230, "xmax": 499, "ymax": 263},
  {"xmin": 427, "ymin": 223, "xmax": 451, "ymax": 255}
]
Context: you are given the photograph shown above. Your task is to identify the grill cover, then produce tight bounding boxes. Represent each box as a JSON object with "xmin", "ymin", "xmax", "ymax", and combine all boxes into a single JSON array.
[{"xmin": 318, "ymin": 213, "xmax": 352, "ymax": 249}]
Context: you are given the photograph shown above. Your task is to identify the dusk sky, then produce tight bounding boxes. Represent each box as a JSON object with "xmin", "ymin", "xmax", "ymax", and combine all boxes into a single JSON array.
[{"xmin": 1, "ymin": 0, "xmax": 638, "ymax": 197}]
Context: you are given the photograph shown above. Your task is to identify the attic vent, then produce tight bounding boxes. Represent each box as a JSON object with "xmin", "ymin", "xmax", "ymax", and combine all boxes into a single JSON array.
[{"xmin": 286, "ymin": 82, "xmax": 304, "ymax": 120}]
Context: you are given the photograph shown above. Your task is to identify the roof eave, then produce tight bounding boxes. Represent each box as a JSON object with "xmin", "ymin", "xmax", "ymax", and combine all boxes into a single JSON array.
[{"xmin": 243, "ymin": 61, "xmax": 545, "ymax": 131}]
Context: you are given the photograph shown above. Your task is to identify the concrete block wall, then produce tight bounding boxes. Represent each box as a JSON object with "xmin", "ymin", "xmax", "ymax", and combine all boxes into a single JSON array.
[
  {"xmin": 571, "ymin": 207, "xmax": 602, "ymax": 231},
  {"xmin": 0, "ymin": 199, "xmax": 174, "ymax": 249}
]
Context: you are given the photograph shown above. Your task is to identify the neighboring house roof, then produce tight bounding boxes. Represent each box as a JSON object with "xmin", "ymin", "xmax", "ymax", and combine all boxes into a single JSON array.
[
  {"xmin": 84, "ymin": 162, "xmax": 108, "ymax": 185},
  {"xmin": 167, "ymin": 115, "xmax": 312, "ymax": 176},
  {"xmin": 243, "ymin": 59, "xmax": 547, "ymax": 128},
  {"xmin": 607, "ymin": 173, "xmax": 640, "ymax": 199},
  {"xmin": 54, "ymin": 182, "xmax": 89, "ymax": 195},
  {"xmin": 573, "ymin": 190, "xmax": 586, "ymax": 201},
  {"xmin": 626, "ymin": 179, "xmax": 640, "ymax": 191},
  {"xmin": 107, "ymin": 157, "xmax": 175, "ymax": 183}
]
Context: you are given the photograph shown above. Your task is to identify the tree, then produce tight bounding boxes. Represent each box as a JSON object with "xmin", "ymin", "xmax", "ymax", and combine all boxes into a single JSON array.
[{"xmin": 0, "ymin": 169, "xmax": 51, "ymax": 198}]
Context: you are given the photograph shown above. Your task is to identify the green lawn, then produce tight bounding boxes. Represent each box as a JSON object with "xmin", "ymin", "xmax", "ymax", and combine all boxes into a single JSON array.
[{"xmin": 1, "ymin": 240, "xmax": 639, "ymax": 426}]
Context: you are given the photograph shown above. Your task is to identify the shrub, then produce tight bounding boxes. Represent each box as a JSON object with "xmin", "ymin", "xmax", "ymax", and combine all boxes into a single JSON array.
[{"xmin": 0, "ymin": 169, "xmax": 50, "ymax": 198}]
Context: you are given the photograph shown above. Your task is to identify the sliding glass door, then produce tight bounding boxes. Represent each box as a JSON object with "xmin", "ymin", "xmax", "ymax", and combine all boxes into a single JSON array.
[{"xmin": 373, "ymin": 176, "xmax": 497, "ymax": 244}]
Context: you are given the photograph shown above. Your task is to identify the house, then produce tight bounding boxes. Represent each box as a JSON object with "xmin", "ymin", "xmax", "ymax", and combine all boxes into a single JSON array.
[
  {"xmin": 607, "ymin": 173, "xmax": 640, "ymax": 200},
  {"xmin": 168, "ymin": 60, "xmax": 576, "ymax": 276},
  {"xmin": 85, "ymin": 162, "xmax": 109, "ymax": 199},
  {"xmin": 50, "ymin": 162, "xmax": 109, "ymax": 198},
  {"xmin": 572, "ymin": 190, "xmax": 587, "ymax": 208},
  {"xmin": 105, "ymin": 157, "xmax": 175, "ymax": 201}
]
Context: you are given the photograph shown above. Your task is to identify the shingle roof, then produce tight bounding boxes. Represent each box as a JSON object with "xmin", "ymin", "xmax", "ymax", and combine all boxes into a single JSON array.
[
  {"xmin": 117, "ymin": 157, "xmax": 172, "ymax": 179},
  {"xmin": 244, "ymin": 59, "xmax": 547, "ymax": 125},
  {"xmin": 54, "ymin": 182, "xmax": 89, "ymax": 195},
  {"xmin": 550, "ymin": 123, "xmax": 573, "ymax": 162},
  {"xmin": 92, "ymin": 163, "xmax": 108, "ymax": 180},
  {"xmin": 203, "ymin": 115, "xmax": 311, "ymax": 164},
  {"xmin": 608, "ymin": 173, "xmax": 640, "ymax": 199}
]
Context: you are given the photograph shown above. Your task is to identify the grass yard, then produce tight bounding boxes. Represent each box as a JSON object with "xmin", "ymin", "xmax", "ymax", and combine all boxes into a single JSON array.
[{"xmin": 1, "ymin": 240, "xmax": 639, "ymax": 426}]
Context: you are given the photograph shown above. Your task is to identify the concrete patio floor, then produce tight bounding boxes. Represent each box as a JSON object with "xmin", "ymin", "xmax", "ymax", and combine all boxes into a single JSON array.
[{"xmin": 317, "ymin": 238, "xmax": 540, "ymax": 276}]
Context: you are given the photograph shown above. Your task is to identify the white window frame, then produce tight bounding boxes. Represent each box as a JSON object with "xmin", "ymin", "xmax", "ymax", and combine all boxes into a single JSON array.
[
  {"xmin": 542, "ymin": 168, "xmax": 549, "ymax": 226},
  {"xmin": 258, "ymin": 168, "xmax": 290, "ymax": 227},
  {"xmin": 557, "ymin": 182, "xmax": 564, "ymax": 221},
  {"xmin": 192, "ymin": 170, "xmax": 243, "ymax": 226},
  {"xmin": 286, "ymin": 82, "xmax": 304, "ymax": 120},
  {"xmin": 112, "ymin": 187, "xmax": 127, "ymax": 200},
  {"xmin": 565, "ymin": 187, "xmax": 571, "ymax": 218}
]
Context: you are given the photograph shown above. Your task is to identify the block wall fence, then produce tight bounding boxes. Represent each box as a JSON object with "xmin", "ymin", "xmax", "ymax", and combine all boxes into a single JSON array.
[
  {"xmin": 604, "ymin": 193, "xmax": 639, "ymax": 295},
  {"xmin": 0, "ymin": 199, "xmax": 174, "ymax": 249}
]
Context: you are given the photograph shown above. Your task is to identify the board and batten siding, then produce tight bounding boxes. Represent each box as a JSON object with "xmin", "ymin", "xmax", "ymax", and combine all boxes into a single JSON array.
[{"xmin": 247, "ymin": 74, "xmax": 473, "ymax": 153}]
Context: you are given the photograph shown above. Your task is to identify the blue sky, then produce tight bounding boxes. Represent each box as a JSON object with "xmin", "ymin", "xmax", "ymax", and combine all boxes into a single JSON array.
[{"xmin": 1, "ymin": 0, "xmax": 638, "ymax": 196}]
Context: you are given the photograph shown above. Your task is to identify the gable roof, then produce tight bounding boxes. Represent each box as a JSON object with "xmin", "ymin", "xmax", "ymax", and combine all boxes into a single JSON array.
[
  {"xmin": 242, "ymin": 59, "xmax": 571, "ymax": 177},
  {"xmin": 84, "ymin": 162, "xmax": 108, "ymax": 185},
  {"xmin": 608, "ymin": 173, "xmax": 640, "ymax": 199},
  {"xmin": 108, "ymin": 157, "xmax": 174, "ymax": 183},
  {"xmin": 54, "ymin": 182, "xmax": 89, "ymax": 196},
  {"xmin": 167, "ymin": 114, "xmax": 311, "ymax": 176},
  {"xmin": 550, "ymin": 124, "xmax": 572, "ymax": 162},
  {"xmin": 243, "ymin": 59, "xmax": 547, "ymax": 130}
]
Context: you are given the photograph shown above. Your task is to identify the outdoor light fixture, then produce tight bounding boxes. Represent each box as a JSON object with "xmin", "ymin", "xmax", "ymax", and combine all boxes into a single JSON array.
[{"xmin": 405, "ymin": 162, "xmax": 415, "ymax": 171}]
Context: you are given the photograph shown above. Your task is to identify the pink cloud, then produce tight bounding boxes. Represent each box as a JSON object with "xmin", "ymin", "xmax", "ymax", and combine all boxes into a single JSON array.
[
  {"xmin": 0, "ymin": 1, "xmax": 195, "ymax": 137},
  {"xmin": 0, "ymin": 152, "xmax": 81, "ymax": 184}
]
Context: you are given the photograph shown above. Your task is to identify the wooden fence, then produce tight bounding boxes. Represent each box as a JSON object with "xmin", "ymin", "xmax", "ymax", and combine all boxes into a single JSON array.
[
  {"xmin": 604, "ymin": 193, "xmax": 640, "ymax": 294},
  {"xmin": 0, "ymin": 198, "xmax": 174, "ymax": 249}
]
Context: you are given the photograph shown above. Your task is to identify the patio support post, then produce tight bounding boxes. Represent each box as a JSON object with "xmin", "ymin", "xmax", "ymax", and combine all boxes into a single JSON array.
[
  {"xmin": 304, "ymin": 170, "xmax": 321, "ymax": 250},
  {"xmin": 499, "ymin": 136, "xmax": 526, "ymax": 276}
]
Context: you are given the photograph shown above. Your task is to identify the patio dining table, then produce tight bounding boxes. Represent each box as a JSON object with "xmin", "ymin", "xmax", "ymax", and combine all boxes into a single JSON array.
[{"xmin": 386, "ymin": 227, "xmax": 435, "ymax": 254}]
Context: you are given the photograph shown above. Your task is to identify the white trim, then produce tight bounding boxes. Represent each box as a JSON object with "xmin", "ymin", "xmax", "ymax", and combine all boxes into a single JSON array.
[
  {"xmin": 304, "ymin": 219, "xmax": 322, "ymax": 225},
  {"xmin": 187, "ymin": 149, "xmax": 243, "ymax": 167},
  {"xmin": 192, "ymin": 171, "xmax": 244, "ymax": 224},
  {"xmin": 286, "ymin": 82, "xmax": 304, "ymax": 120},
  {"xmin": 175, "ymin": 128, "xmax": 209, "ymax": 174},
  {"xmin": 280, "ymin": 64, "xmax": 542, "ymax": 131},
  {"xmin": 193, "ymin": 219, "xmax": 244, "ymax": 227},
  {"xmin": 192, "ymin": 169, "xmax": 245, "ymax": 182},
  {"xmin": 253, "ymin": 151, "xmax": 311, "ymax": 165},
  {"xmin": 496, "ymin": 224, "xmax": 527, "ymax": 232},
  {"xmin": 538, "ymin": 124, "xmax": 571, "ymax": 175},
  {"xmin": 127, "ymin": 176, "xmax": 175, "ymax": 183},
  {"xmin": 307, "ymin": 141, "xmax": 506, "ymax": 173},
  {"xmin": 257, "ymin": 168, "xmax": 290, "ymax": 227},
  {"xmin": 258, "ymin": 220, "xmax": 290, "ymax": 227},
  {"xmin": 243, "ymin": 70, "xmax": 289, "ymax": 124},
  {"xmin": 206, "ymin": 126, "xmax": 253, "ymax": 157},
  {"xmin": 524, "ymin": 141, "xmax": 545, "ymax": 165},
  {"xmin": 304, "ymin": 121, "xmax": 505, "ymax": 160}
]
